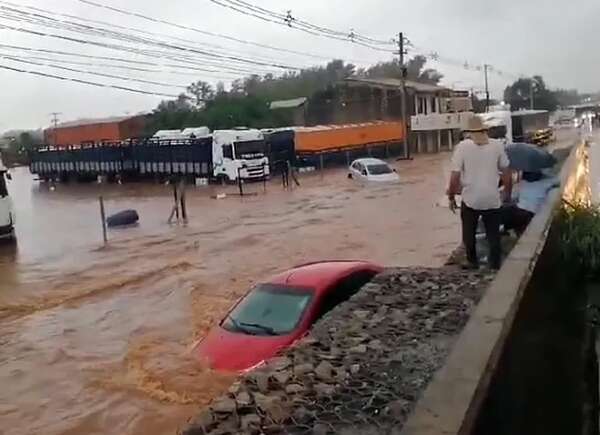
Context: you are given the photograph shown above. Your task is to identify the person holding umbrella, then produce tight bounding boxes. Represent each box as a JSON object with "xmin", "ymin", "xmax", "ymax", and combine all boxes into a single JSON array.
[
  {"xmin": 501, "ymin": 143, "xmax": 559, "ymax": 234},
  {"xmin": 447, "ymin": 116, "xmax": 512, "ymax": 270}
]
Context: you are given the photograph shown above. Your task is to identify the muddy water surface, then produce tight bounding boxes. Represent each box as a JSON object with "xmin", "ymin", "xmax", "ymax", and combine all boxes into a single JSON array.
[{"xmin": 0, "ymin": 153, "xmax": 460, "ymax": 435}]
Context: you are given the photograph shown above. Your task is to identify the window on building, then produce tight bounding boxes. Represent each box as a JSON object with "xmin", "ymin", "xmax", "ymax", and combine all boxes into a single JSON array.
[
  {"xmin": 431, "ymin": 97, "xmax": 438, "ymax": 113},
  {"xmin": 418, "ymin": 97, "xmax": 426, "ymax": 115}
]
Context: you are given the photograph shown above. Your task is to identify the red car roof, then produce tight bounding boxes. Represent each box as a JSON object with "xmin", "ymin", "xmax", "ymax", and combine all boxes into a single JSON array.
[{"xmin": 267, "ymin": 260, "xmax": 383, "ymax": 294}]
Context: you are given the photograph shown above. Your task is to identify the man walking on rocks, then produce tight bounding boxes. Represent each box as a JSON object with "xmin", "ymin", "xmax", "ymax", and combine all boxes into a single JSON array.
[{"xmin": 447, "ymin": 116, "xmax": 512, "ymax": 270}]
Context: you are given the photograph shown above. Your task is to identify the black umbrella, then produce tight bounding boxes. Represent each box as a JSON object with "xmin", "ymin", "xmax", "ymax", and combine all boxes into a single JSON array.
[{"xmin": 505, "ymin": 143, "xmax": 557, "ymax": 172}]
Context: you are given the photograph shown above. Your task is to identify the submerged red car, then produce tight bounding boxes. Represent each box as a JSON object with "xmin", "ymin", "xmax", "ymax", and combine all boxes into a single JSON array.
[{"xmin": 194, "ymin": 260, "xmax": 383, "ymax": 372}]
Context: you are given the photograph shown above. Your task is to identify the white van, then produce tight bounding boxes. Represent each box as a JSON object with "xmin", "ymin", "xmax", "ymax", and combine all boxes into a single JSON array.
[{"xmin": 0, "ymin": 156, "xmax": 15, "ymax": 242}]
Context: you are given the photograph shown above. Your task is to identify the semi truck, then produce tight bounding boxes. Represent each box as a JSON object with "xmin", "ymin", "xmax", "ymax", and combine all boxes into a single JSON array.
[
  {"xmin": 481, "ymin": 109, "xmax": 552, "ymax": 145},
  {"xmin": 30, "ymin": 128, "xmax": 270, "ymax": 183},
  {"xmin": 0, "ymin": 155, "xmax": 15, "ymax": 242}
]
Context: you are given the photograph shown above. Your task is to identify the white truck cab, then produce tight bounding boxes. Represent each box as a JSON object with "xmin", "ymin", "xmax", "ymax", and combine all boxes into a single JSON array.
[
  {"xmin": 0, "ymin": 156, "xmax": 15, "ymax": 242},
  {"xmin": 480, "ymin": 110, "xmax": 513, "ymax": 144},
  {"xmin": 212, "ymin": 129, "xmax": 270, "ymax": 182}
]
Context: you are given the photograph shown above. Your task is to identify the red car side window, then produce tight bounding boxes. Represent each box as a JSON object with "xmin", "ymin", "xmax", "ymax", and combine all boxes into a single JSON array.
[{"xmin": 316, "ymin": 270, "xmax": 376, "ymax": 321}]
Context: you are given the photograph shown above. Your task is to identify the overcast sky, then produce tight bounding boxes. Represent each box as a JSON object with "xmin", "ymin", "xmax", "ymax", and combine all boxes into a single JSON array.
[{"xmin": 1, "ymin": 0, "xmax": 598, "ymax": 132}]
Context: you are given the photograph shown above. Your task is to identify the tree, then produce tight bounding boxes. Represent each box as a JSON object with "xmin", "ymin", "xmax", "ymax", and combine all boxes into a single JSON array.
[
  {"xmin": 361, "ymin": 55, "xmax": 443, "ymax": 84},
  {"xmin": 186, "ymin": 81, "xmax": 214, "ymax": 107},
  {"xmin": 471, "ymin": 93, "xmax": 498, "ymax": 113},
  {"xmin": 503, "ymin": 76, "xmax": 558, "ymax": 111},
  {"xmin": 145, "ymin": 57, "xmax": 443, "ymax": 134},
  {"xmin": 215, "ymin": 81, "xmax": 226, "ymax": 96}
]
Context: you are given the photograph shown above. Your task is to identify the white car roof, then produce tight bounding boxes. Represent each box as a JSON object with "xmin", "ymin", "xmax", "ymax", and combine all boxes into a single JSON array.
[{"xmin": 351, "ymin": 158, "xmax": 389, "ymax": 166}]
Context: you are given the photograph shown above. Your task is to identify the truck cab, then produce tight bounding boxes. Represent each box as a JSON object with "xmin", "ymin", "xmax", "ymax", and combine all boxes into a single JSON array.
[
  {"xmin": 0, "ymin": 156, "xmax": 15, "ymax": 242},
  {"xmin": 480, "ymin": 110, "xmax": 513, "ymax": 143},
  {"xmin": 212, "ymin": 129, "xmax": 270, "ymax": 182},
  {"xmin": 481, "ymin": 109, "xmax": 551, "ymax": 145}
]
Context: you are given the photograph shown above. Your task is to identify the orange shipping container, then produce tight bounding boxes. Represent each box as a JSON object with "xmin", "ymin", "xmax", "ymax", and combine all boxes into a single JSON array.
[
  {"xmin": 44, "ymin": 115, "xmax": 147, "ymax": 147},
  {"xmin": 294, "ymin": 121, "xmax": 405, "ymax": 153}
]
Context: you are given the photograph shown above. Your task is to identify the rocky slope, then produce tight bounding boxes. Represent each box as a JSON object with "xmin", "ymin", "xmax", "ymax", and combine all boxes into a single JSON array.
[{"xmin": 183, "ymin": 267, "xmax": 494, "ymax": 435}]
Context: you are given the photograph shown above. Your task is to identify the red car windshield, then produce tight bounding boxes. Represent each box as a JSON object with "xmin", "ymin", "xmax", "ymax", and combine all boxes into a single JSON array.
[{"xmin": 222, "ymin": 284, "xmax": 314, "ymax": 336}]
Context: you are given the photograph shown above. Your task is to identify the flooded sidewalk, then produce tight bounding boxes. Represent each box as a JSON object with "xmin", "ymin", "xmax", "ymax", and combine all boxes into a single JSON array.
[{"xmin": 0, "ymin": 152, "xmax": 461, "ymax": 435}]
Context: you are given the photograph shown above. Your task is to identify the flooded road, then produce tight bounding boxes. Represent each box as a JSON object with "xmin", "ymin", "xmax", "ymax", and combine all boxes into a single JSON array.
[{"xmin": 0, "ymin": 153, "xmax": 462, "ymax": 435}]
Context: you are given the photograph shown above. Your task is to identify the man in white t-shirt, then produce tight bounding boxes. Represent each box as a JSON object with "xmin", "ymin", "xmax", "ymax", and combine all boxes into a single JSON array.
[{"xmin": 447, "ymin": 116, "xmax": 512, "ymax": 270}]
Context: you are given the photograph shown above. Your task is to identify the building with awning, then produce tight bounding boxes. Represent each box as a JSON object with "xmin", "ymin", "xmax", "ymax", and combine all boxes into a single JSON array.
[
  {"xmin": 269, "ymin": 97, "xmax": 308, "ymax": 126},
  {"xmin": 340, "ymin": 77, "xmax": 474, "ymax": 153}
]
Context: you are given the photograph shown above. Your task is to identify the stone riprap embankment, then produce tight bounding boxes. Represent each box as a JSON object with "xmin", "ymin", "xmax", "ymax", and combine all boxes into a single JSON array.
[{"xmin": 183, "ymin": 267, "xmax": 494, "ymax": 435}]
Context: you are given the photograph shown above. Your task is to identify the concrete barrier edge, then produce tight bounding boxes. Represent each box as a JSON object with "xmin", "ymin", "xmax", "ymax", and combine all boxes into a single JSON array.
[{"xmin": 401, "ymin": 140, "xmax": 582, "ymax": 435}]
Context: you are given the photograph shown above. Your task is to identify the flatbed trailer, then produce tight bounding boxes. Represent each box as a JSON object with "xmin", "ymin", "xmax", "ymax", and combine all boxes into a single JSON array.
[{"xmin": 30, "ymin": 138, "xmax": 213, "ymax": 181}]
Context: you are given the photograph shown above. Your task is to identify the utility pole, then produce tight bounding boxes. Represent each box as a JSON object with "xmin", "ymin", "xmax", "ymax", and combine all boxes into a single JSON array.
[
  {"xmin": 483, "ymin": 64, "xmax": 490, "ymax": 112},
  {"xmin": 529, "ymin": 79, "xmax": 535, "ymax": 110},
  {"xmin": 398, "ymin": 31, "xmax": 411, "ymax": 160},
  {"xmin": 49, "ymin": 112, "xmax": 61, "ymax": 147}
]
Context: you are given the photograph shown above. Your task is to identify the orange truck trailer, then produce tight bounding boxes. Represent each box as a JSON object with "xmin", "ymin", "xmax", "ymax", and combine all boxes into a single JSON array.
[{"xmin": 293, "ymin": 121, "xmax": 405, "ymax": 154}]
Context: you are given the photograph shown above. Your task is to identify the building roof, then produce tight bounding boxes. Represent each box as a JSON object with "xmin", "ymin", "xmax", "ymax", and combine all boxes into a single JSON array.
[
  {"xmin": 269, "ymin": 97, "xmax": 308, "ymax": 110},
  {"xmin": 344, "ymin": 77, "xmax": 450, "ymax": 93},
  {"xmin": 53, "ymin": 114, "xmax": 147, "ymax": 129}
]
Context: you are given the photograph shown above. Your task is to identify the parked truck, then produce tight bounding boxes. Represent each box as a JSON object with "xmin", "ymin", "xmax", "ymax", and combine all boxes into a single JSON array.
[
  {"xmin": 30, "ymin": 128, "xmax": 269, "ymax": 183},
  {"xmin": 212, "ymin": 129, "xmax": 269, "ymax": 182},
  {"xmin": 0, "ymin": 155, "xmax": 15, "ymax": 242},
  {"xmin": 481, "ymin": 109, "xmax": 552, "ymax": 145}
]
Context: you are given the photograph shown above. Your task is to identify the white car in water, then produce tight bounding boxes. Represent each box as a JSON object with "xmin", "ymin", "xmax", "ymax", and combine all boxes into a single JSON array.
[
  {"xmin": 0, "ymin": 157, "xmax": 15, "ymax": 242},
  {"xmin": 348, "ymin": 158, "xmax": 400, "ymax": 183}
]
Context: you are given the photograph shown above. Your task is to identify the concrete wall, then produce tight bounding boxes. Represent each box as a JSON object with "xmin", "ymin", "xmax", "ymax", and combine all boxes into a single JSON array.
[{"xmin": 401, "ymin": 140, "xmax": 592, "ymax": 435}]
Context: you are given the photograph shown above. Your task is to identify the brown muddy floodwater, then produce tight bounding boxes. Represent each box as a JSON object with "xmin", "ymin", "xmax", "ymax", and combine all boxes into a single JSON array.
[{"xmin": 0, "ymin": 153, "xmax": 460, "ymax": 435}]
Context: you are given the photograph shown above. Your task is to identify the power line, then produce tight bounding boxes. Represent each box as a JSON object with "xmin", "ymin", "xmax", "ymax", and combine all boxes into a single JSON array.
[
  {"xmin": 0, "ymin": 20, "xmax": 300, "ymax": 81},
  {"xmin": 0, "ymin": 54, "xmax": 190, "ymax": 88},
  {"xmin": 76, "ymin": 0, "xmax": 383, "ymax": 64},
  {"xmin": 214, "ymin": 0, "xmax": 394, "ymax": 46},
  {"xmin": 0, "ymin": 43, "xmax": 275, "ymax": 78},
  {"xmin": 0, "ymin": 63, "xmax": 180, "ymax": 97},
  {"xmin": 205, "ymin": 0, "xmax": 396, "ymax": 53},
  {"xmin": 0, "ymin": 1, "xmax": 324, "ymax": 72},
  {"xmin": 0, "ymin": 0, "xmax": 314, "ymax": 67},
  {"xmin": 0, "ymin": 52, "xmax": 243, "ymax": 79},
  {"xmin": 0, "ymin": 9, "xmax": 303, "ymax": 71}
]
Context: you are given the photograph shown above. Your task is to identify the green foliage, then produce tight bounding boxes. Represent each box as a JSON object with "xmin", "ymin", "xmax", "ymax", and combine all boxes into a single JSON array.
[
  {"xmin": 358, "ymin": 55, "xmax": 444, "ymax": 84},
  {"xmin": 146, "ymin": 57, "xmax": 443, "ymax": 134},
  {"xmin": 503, "ymin": 76, "xmax": 559, "ymax": 111},
  {"xmin": 0, "ymin": 129, "xmax": 42, "ymax": 166},
  {"xmin": 558, "ymin": 202, "xmax": 600, "ymax": 277}
]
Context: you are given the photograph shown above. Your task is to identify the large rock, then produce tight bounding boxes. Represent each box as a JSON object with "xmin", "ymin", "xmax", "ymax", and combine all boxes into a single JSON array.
[
  {"xmin": 235, "ymin": 392, "xmax": 252, "ymax": 408},
  {"xmin": 211, "ymin": 397, "xmax": 236, "ymax": 414},
  {"xmin": 272, "ymin": 370, "xmax": 290, "ymax": 386},
  {"xmin": 240, "ymin": 413, "xmax": 261, "ymax": 430},
  {"xmin": 349, "ymin": 344, "xmax": 367, "ymax": 354},
  {"xmin": 314, "ymin": 361, "xmax": 335, "ymax": 381},
  {"xmin": 314, "ymin": 383, "xmax": 336, "ymax": 396},
  {"xmin": 285, "ymin": 384, "xmax": 305, "ymax": 394},
  {"xmin": 266, "ymin": 356, "xmax": 291, "ymax": 371},
  {"xmin": 251, "ymin": 372, "xmax": 270, "ymax": 393},
  {"xmin": 293, "ymin": 363, "xmax": 314, "ymax": 377}
]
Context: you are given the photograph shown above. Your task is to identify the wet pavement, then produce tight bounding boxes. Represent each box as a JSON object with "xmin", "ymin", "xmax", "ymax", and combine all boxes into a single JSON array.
[{"xmin": 0, "ymin": 138, "xmax": 569, "ymax": 435}]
